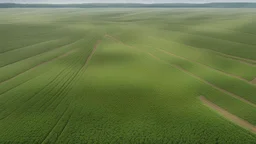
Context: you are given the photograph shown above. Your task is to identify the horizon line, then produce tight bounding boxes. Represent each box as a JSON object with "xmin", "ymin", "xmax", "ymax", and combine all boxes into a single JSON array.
[{"xmin": 1, "ymin": 2, "xmax": 256, "ymax": 4}]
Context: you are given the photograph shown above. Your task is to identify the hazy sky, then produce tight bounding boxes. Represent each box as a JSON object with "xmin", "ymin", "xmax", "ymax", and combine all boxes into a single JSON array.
[{"xmin": 1, "ymin": 0, "xmax": 256, "ymax": 4}]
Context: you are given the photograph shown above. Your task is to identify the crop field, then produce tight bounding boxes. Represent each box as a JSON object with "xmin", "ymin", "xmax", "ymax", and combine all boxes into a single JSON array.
[{"xmin": 0, "ymin": 8, "xmax": 256, "ymax": 143}]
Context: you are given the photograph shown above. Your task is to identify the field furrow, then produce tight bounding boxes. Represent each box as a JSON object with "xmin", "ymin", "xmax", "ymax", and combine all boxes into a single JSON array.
[
  {"xmin": 0, "ymin": 48, "xmax": 77, "ymax": 85},
  {"xmin": 200, "ymin": 96, "xmax": 256, "ymax": 134},
  {"xmin": 1, "ymin": 8, "xmax": 256, "ymax": 143},
  {"xmin": 148, "ymin": 52, "xmax": 256, "ymax": 108},
  {"xmin": 157, "ymin": 48, "xmax": 251, "ymax": 84},
  {"xmin": 104, "ymin": 34, "xmax": 256, "ymax": 104}
]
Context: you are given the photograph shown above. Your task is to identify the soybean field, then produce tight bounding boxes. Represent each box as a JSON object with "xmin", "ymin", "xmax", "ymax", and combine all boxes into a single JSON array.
[{"xmin": 0, "ymin": 8, "xmax": 256, "ymax": 143}]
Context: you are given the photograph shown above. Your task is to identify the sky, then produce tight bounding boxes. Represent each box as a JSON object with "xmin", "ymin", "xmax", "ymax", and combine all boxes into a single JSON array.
[{"xmin": 1, "ymin": 0, "xmax": 256, "ymax": 4}]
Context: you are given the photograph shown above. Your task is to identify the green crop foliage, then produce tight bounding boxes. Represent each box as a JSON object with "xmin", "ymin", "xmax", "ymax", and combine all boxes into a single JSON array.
[{"xmin": 0, "ymin": 8, "xmax": 256, "ymax": 143}]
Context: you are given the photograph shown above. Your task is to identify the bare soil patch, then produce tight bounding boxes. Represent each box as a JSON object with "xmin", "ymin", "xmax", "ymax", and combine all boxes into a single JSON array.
[
  {"xmin": 251, "ymin": 78, "xmax": 256, "ymax": 84},
  {"xmin": 83, "ymin": 40, "xmax": 101, "ymax": 66},
  {"xmin": 200, "ymin": 96, "xmax": 256, "ymax": 134}
]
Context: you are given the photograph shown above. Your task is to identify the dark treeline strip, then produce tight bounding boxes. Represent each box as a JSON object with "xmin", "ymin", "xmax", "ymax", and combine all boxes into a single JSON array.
[{"xmin": 1, "ymin": 3, "xmax": 256, "ymax": 8}]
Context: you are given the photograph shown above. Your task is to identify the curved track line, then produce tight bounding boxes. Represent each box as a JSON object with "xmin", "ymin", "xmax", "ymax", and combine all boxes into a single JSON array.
[
  {"xmin": 157, "ymin": 48, "xmax": 254, "ymax": 85},
  {"xmin": 104, "ymin": 34, "xmax": 125, "ymax": 44},
  {"xmin": 40, "ymin": 39, "xmax": 102, "ymax": 113},
  {"xmin": 40, "ymin": 40, "xmax": 101, "ymax": 143},
  {"xmin": 42, "ymin": 39, "xmax": 102, "ymax": 112},
  {"xmin": 200, "ymin": 96, "xmax": 256, "ymax": 134},
  {"xmin": 148, "ymin": 52, "xmax": 256, "ymax": 108},
  {"xmin": 40, "ymin": 105, "xmax": 70, "ymax": 144},
  {"xmin": 104, "ymin": 34, "xmax": 256, "ymax": 108},
  {"xmin": 252, "ymin": 78, "xmax": 256, "ymax": 84},
  {"xmin": 0, "ymin": 38, "xmax": 82, "ymax": 68},
  {"xmin": 166, "ymin": 25, "xmax": 256, "ymax": 48},
  {"xmin": 0, "ymin": 71, "xmax": 47, "ymax": 96},
  {"xmin": 105, "ymin": 34, "xmax": 256, "ymax": 107},
  {"xmin": 0, "ymin": 50, "xmax": 77, "ymax": 97},
  {"xmin": 8, "ymin": 38, "xmax": 91, "ymax": 114},
  {"xmin": 0, "ymin": 54, "xmax": 78, "ymax": 120},
  {"xmin": 85, "ymin": 40, "xmax": 101, "ymax": 66},
  {"xmin": 0, "ymin": 27, "xmax": 66, "ymax": 54},
  {"xmin": 0, "ymin": 39, "xmax": 60, "ymax": 54},
  {"xmin": 104, "ymin": 34, "xmax": 141, "ymax": 52},
  {"xmin": 212, "ymin": 50, "xmax": 256, "ymax": 66},
  {"xmin": 0, "ymin": 48, "xmax": 77, "ymax": 85},
  {"xmin": 166, "ymin": 22, "xmax": 256, "ymax": 38},
  {"xmin": 0, "ymin": 45, "xmax": 81, "ymax": 117},
  {"xmin": 53, "ymin": 109, "xmax": 75, "ymax": 143},
  {"xmin": 148, "ymin": 35, "xmax": 256, "ymax": 66},
  {"xmin": 28, "ymin": 50, "xmax": 85, "ymax": 112},
  {"xmin": 0, "ymin": 49, "xmax": 82, "ymax": 132},
  {"xmin": 39, "ymin": 68, "xmax": 80, "ymax": 113}
]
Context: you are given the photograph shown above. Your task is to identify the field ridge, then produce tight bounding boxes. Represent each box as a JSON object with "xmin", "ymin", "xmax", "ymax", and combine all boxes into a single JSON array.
[
  {"xmin": 105, "ymin": 35, "xmax": 256, "ymax": 107},
  {"xmin": 200, "ymin": 96, "xmax": 256, "ymax": 134},
  {"xmin": 147, "ymin": 51, "xmax": 256, "ymax": 108},
  {"xmin": 149, "ymin": 35, "xmax": 256, "ymax": 66},
  {"xmin": 157, "ymin": 48, "xmax": 253, "ymax": 84}
]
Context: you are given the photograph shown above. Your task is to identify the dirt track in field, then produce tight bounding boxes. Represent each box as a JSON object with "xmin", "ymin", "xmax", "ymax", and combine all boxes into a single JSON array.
[
  {"xmin": 147, "ymin": 52, "xmax": 161, "ymax": 61},
  {"xmin": 157, "ymin": 48, "xmax": 252, "ymax": 84},
  {"xmin": 252, "ymin": 78, "xmax": 256, "ymax": 84},
  {"xmin": 212, "ymin": 50, "xmax": 256, "ymax": 66},
  {"xmin": 200, "ymin": 96, "xmax": 256, "ymax": 134},
  {"xmin": 104, "ymin": 34, "xmax": 136, "ymax": 49},
  {"xmin": 148, "ymin": 51, "xmax": 256, "ymax": 108},
  {"xmin": 84, "ymin": 40, "xmax": 101, "ymax": 67},
  {"xmin": 104, "ymin": 34, "xmax": 256, "ymax": 108}
]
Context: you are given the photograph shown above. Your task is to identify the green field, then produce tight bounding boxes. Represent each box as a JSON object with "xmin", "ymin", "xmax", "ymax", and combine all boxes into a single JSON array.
[{"xmin": 0, "ymin": 8, "xmax": 256, "ymax": 143}]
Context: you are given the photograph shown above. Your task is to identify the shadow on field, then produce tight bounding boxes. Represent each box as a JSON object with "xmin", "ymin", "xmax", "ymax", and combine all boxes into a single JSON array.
[
  {"xmin": 91, "ymin": 52, "xmax": 136, "ymax": 66},
  {"xmin": 236, "ymin": 21, "xmax": 256, "ymax": 35},
  {"xmin": 177, "ymin": 23, "xmax": 256, "ymax": 60}
]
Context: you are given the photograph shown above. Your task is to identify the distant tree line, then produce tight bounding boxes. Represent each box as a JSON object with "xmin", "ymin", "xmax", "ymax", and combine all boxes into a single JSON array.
[{"xmin": 0, "ymin": 3, "xmax": 256, "ymax": 8}]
